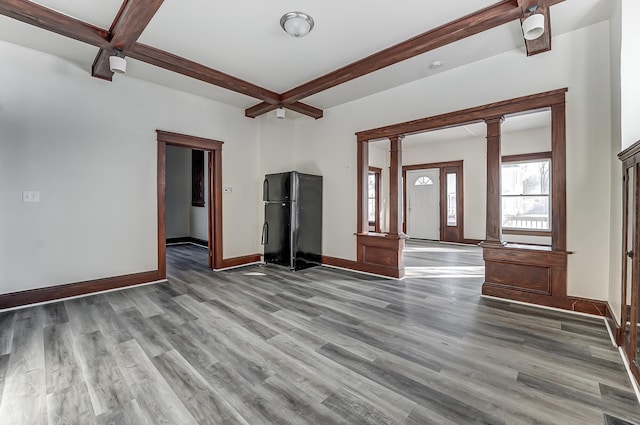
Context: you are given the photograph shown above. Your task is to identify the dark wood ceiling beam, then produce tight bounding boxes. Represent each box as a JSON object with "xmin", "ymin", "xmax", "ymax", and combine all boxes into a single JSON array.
[
  {"xmin": 0, "ymin": 0, "xmax": 321, "ymax": 114},
  {"xmin": 0, "ymin": 0, "xmax": 110, "ymax": 48},
  {"xmin": 245, "ymin": 102, "xmax": 277, "ymax": 118},
  {"xmin": 91, "ymin": 48, "xmax": 115, "ymax": 81},
  {"xmin": 280, "ymin": 0, "xmax": 525, "ymax": 105},
  {"xmin": 92, "ymin": 0, "xmax": 165, "ymax": 81},
  {"xmin": 110, "ymin": 0, "xmax": 163, "ymax": 50},
  {"xmin": 518, "ymin": 0, "xmax": 552, "ymax": 56},
  {"xmin": 127, "ymin": 43, "xmax": 282, "ymax": 104},
  {"xmin": 285, "ymin": 102, "xmax": 323, "ymax": 119},
  {"xmin": 245, "ymin": 102, "xmax": 323, "ymax": 119},
  {"xmin": 245, "ymin": 0, "xmax": 564, "ymax": 117}
]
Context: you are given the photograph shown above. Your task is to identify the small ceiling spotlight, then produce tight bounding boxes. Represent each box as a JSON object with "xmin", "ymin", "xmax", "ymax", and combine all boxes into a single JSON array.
[
  {"xmin": 276, "ymin": 107, "xmax": 286, "ymax": 119},
  {"xmin": 109, "ymin": 49, "xmax": 127, "ymax": 74},
  {"xmin": 430, "ymin": 60, "xmax": 443, "ymax": 69},
  {"xmin": 280, "ymin": 12, "xmax": 314, "ymax": 37},
  {"xmin": 522, "ymin": 4, "xmax": 545, "ymax": 41}
]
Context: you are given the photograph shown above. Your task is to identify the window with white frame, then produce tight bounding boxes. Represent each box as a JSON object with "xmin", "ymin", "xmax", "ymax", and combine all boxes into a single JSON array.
[{"xmin": 501, "ymin": 156, "xmax": 551, "ymax": 231}]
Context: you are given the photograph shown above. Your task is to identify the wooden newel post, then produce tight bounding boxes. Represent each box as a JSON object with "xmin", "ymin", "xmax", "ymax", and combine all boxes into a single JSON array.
[
  {"xmin": 388, "ymin": 135, "xmax": 405, "ymax": 237},
  {"xmin": 483, "ymin": 117, "xmax": 506, "ymax": 246}
]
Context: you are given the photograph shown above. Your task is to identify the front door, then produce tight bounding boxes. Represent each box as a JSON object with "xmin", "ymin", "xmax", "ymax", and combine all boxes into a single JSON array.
[{"xmin": 406, "ymin": 169, "xmax": 440, "ymax": 240}]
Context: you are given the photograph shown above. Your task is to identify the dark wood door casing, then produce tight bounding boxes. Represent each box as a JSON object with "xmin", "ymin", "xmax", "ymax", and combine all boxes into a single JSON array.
[
  {"xmin": 156, "ymin": 130, "xmax": 224, "ymax": 273},
  {"xmin": 401, "ymin": 161, "xmax": 464, "ymax": 243}
]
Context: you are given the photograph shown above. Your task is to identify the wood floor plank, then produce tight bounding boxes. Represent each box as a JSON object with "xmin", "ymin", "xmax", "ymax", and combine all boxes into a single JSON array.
[
  {"xmin": 112, "ymin": 339, "xmax": 197, "ymax": 425},
  {"xmin": 152, "ymin": 350, "xmax": 250, "ymax": 425},
  {"xmin": 0, "ymin": 368, "xmax": 46, "ymax": 425},
  {"xmin": 0, "ymin": 241, "xmax": 638, "ymax": 424},
  {"xmin": 73, "ymin": 330, "xmax": 133, "ymax": 416},
  {"xmin": 46, "ymin": 383, "xmax": 96, "ymax": 425},
  {"xmin": 6, "ymin": 313, "xmax": 44, "ymax": 377},
  {"xmin": 0, "ymin": 311, "xmax": 16, "ymax": 356},
  {"xmin": 42, "ymin": 303, "xmax": 68, "ymax": 328}
]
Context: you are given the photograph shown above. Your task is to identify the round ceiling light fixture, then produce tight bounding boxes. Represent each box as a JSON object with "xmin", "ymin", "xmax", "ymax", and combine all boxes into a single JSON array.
[{"xmin": 280, "ymin": 11, "xmax": 314, "ymax": 37}]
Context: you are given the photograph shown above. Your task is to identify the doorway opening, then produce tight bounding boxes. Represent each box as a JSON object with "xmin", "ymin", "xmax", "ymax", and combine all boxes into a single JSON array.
[
  {"xmin": 403, "ymin": 162, "xmax": 464, "ymax": 243},
  {"xmin": 164, "ymin": 146, "xmax": 210, "ymax": 261},
  {"xmin": 156, "ymin": 130, "xmax": 223, "ymax": 278}
]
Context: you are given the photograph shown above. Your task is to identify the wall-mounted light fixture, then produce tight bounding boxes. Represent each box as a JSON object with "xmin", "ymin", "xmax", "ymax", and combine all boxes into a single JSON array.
[
  {"xmin": 522, "ymin": 5, "xmax": 545, "ymax": 41},
  {"xmin": 109, "ymin": 49, "xmax": 127, "ymax": 74},
  {"xmin": 280, "ymin": 12, "xmax": 314, "ymax": 38}
]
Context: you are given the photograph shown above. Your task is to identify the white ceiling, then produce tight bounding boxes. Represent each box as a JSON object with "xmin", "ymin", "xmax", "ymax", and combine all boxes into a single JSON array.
[{"xmin": 0, "ymin": 0, "xmax": 612, "ymax": 111}]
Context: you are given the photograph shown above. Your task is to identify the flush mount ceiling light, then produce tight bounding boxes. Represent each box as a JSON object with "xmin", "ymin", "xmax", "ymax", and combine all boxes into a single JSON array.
[
  {"xmin": 522, "ymin": 5, "xmax": 545, "ymax": 41},
  {"xmin": 280, "ymin": 11, "xmax": 314, "ymax": 37},
  {"xmin": 109, "ymin": 49, "xmax": 127, "ymax": 74}
]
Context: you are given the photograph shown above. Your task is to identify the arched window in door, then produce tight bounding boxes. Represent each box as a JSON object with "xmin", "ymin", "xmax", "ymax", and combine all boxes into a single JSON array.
[{"xmin": 415, "ymin": 176, "xmax": 434, "ymax": 186}]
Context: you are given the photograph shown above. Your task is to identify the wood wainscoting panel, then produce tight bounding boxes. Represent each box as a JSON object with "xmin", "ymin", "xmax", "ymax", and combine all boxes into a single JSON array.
[
  {"xmin": 484, "ymin": 262, "xmax": 550, "ymax": 294},
  {"xmin": 483, "ymin": 244, "xmax": 569, "ymax": 308},
  {"xmin": 357, "ymin": 234, "xmax": 405, "ymax": 279},
  {"xmin": 362, "ymin": 246, "xmax": 397, "ymax": 267}
]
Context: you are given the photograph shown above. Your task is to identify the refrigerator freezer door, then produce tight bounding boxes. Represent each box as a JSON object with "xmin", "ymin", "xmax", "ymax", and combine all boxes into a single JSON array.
[
  {"xmin": 264, "ymin": 202, "xmax": 292, "ymax": 268},
  {"xmin": 294, "ymin": 173, "xmax": 322, "ymax": 270},
  {"xmin": 264, "ymin": 172, "xmax": 292, "ymax": 202}
]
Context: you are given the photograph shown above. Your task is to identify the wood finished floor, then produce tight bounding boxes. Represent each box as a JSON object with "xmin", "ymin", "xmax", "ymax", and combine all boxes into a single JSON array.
[{"xmin": 0, "ymin": 240, "xmax": 638, "ymax": 424}]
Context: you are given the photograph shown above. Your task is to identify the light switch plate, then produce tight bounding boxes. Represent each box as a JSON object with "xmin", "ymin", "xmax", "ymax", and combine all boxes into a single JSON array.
[{"xmin": 23, "ymin": 191, "xmax": 40, "ymax": 203}]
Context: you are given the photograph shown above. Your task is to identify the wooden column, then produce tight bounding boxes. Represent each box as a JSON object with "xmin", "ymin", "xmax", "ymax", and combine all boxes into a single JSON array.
[
  {"xmin": 551, "ymin": 102, "xmax": 567, "ymax": 251},
  {"xmin": 388, "ymin": 135, "xmax": 405, "ymax": 236},
  {"xmin": 483, "ymin": 117, "xmax": 506, "ymax": 246},
  {"xmin": 354, "ymin": 135, "xmax": 406, "ymax": 279},
  {"xmin": 356, "ymin": 139, "xmax": 370, "ymax": 234}
]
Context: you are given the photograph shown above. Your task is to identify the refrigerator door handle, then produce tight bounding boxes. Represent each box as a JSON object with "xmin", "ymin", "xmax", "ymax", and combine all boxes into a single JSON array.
[
  {"xmin": 261, "ymin": 222, "xmax": 268, "ymax": 245},
  {"xmin": 263, "ymin": 178, "xmax": 269, "ymax": 202}
]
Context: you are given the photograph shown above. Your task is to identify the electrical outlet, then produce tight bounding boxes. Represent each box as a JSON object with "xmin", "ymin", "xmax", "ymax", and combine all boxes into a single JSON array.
[{"xmin": 22, "ymin": 191, "xmax": 40, "ymax": 203}]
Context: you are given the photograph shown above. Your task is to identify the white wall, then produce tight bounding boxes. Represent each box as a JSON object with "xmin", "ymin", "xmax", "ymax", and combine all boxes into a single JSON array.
[
  {"xmin": 165, "ymin": 145, "xmax": 191, "ymax": 238},
  {"xmin": 0, "ymin": 40, "xmax": 260, "ymax": 295},
  {"xmin": 608, "ymin": 0, "xmax": 624, "ymax": 323},
  {"xmin": 295, "ymin": 21, "xmax": 613, "ymax": 300},
  {"xmin": 620, "ymin": 0, "xmax": 640, "ymax": 149}
]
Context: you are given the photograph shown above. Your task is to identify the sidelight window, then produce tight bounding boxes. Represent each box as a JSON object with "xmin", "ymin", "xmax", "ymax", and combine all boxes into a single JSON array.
[{"xmin": 368, "ymin": 168, "xmax": 381, "ymax": 231}]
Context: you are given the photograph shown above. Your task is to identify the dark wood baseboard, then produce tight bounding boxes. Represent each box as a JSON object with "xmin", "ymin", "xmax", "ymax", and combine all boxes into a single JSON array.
[
  {"xmin": 605, "ymin": 302, "xmax": 623, "ymax": 345},
  {"xmin": 462, "ymin": 239, "xmax": 483, "ymax": 245},
  {"xmin": 482, "ymin": 285, "xmax": 608, "ymax": 317},
  {"xmin": 0, "ymin": 270, "xmax": 161, "ymax": 310},
  {"xmin": 322, "ymin": 255, "xmax": 403, "ymax": 279},
  {"xmin": 322, "ymin": 256, "xmax": 359, "ymax": 270},
  {"xmin": 166, "ymin": 237, "xmax": 208, "ymax": 247},
  {"xmin": 220, "ymin": 254, "xmax": 262, "ymax": 269}
]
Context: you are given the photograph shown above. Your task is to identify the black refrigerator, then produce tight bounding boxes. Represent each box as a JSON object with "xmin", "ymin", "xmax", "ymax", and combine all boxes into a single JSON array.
[{"xmin": 261, "ymin": 171, "xmax": 322, "ymax": 271}]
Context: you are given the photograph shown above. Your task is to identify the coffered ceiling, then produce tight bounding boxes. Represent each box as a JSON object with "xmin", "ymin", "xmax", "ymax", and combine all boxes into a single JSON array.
[{"xmin": 0, "ymin": 0, "xmax": 611, "ymax": 118}]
